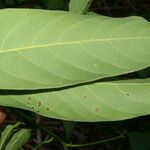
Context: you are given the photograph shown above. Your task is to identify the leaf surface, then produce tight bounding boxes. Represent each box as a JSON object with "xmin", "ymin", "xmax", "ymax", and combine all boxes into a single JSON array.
[
  {"xmin": 0, "ymin": 9, "xmax": 150, "ymax": 89},
  {"xmin": 0, "ymin": 79, "xmax": 150, "ymax": 121}
]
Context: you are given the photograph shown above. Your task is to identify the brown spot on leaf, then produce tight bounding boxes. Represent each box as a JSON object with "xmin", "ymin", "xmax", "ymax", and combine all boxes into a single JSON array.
[
  {"xmin": 64, "ymin": 116, "xmax": 69, "ymax": 120},
  {"xmin": 31, "ymin": 106, "xmax": 34, "ymax": 110},
  {"xmin": 28, "ymin": 97, "xmax": 32, "ymax": 100},
  {"xmin": 83, "ymin": 95, "xmax": 87, "ymax": 99},
  {"xmin": 37, "ymin": 101, "xmax": 42, "ymax": 107},
  {"xmin": 95, "ymin": 107, "xmax": 100, "ymax": 113},
  {"xmin": 46, "ymin": 107, "xmax": 50, "ymax": 111}
]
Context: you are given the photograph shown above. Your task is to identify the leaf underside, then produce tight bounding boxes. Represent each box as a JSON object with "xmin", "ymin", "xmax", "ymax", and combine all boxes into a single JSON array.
[
  {"xmin": 1, "ymin": 78, "xmax": 150, "ymax": 122},
  {"xmin": 0, "ymin": 9, "xmax": 149, "ymax": 89},
  {"xmin": 0, "ymin": 9, "xmax": 149, "ymax": 122}
]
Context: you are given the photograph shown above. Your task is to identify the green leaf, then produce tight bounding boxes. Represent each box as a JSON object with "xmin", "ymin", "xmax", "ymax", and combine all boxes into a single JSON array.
[
  {"xmin": 0, "ymin": 78, "xmax": 150, "ymax": 121},
  {"xmin": 0, "ymin": 123, "xmax": 21, "ymax": 150},
  {"xmin": 0, "ymin": 9, "xmax": 149, "ymax": 90},
  {"xmin": 5, "ymin": 129, "xmax": 31, "ymax": 150},
  {"xmin": 69, "ymin": 0, "xmax": 93, "ymax": 14}
]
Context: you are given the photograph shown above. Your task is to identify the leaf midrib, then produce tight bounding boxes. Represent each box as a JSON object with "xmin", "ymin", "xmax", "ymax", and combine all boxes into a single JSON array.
[{"xmin": 0, "ymin": 36, "xmax": 149, "ymax": 54}]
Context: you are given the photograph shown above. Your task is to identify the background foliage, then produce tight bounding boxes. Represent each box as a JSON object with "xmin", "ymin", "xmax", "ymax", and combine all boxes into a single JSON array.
[
  {"xmin": 0, "ymin": 0, "xmax": 150, "ymax": 20},
  {"xmin": 0, "ymin": 0, "xmax": 150, "ymax": 150}
]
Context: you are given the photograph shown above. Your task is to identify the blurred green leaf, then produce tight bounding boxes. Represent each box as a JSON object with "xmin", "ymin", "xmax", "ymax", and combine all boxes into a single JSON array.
[
  {"xmin": 69, "ymin": 0, "xmax": 93, "ymax": 14},
  {"xmin": 0, "ymin": 123, "xmax": 21, "ymax": 150},
  {"xmin": 5, "ymin": 128, "xmax": 31, "ymax": 150}
]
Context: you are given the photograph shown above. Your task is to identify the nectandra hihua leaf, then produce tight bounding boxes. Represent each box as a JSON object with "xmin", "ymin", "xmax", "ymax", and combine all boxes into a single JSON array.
[
  {"xmin": 0, "ymin": 79, "xmax": 150, "ymax": 121},
  {"xmin": 0, "ymin": 9, "xmax": 149, "ymax": 90}
]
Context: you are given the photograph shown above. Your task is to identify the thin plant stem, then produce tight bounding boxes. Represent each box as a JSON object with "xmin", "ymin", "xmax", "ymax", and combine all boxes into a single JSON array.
[
  {"xmin": 33, "ymin": 137, "xmax": 54, "ymax": 150},
  {"xmin": 65, "ymin": 131, "xmax": 126, "ymax": 148}
]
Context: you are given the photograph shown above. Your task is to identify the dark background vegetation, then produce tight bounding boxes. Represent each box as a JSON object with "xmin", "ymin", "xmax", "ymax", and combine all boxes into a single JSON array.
[
  {"xmin": 1, "ymin": 0, "xmax": 150, "ymax": 150},
  {"xmin": 0, "ymin": 0, "xmax": 150, "ymax": 19}
]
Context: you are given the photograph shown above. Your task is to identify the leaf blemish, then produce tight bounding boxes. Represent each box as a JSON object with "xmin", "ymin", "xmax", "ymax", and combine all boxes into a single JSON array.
[
  {"xmin": 46, "ymin": 107, "xmax": 50, "ymax": 111},
  {"xmin": 95, "ymin": 107, "xmax": 100, "ymax": 113},
  {"xmin": 83, "ymin": 95, "xmax": 87, "ymax": 99},
  {"xmin": 37, "ymin": 101, "xmax": 42, "ymax": 106},
  {"xmin": 28, "ymin": 97, "xmax": 32, "ymax": 100}
]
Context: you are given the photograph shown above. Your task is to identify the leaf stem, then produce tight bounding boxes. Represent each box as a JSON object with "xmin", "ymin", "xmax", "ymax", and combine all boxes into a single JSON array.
[
  {"xmin": 33, "ymin": 137, "xmax": 54, "ymax": 150},
  {"xmin": 65, "ymin": 131, "xmax": 126, "ymax": 148}
]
